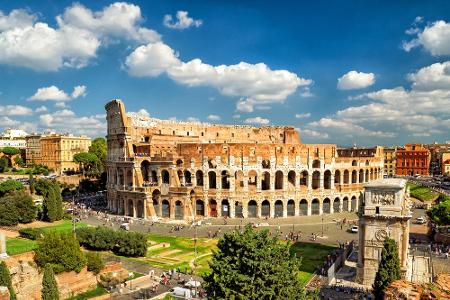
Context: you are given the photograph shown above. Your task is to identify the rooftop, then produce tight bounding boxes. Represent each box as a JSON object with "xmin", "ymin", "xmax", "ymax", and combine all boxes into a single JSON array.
[{"xmin": 365, "ymin": 178, "xmax": 407, "ymax": 189}]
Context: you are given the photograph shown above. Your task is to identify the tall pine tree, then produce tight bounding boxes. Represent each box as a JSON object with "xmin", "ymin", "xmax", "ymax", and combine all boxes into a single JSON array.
[
  {"xmin": 0, "ymin": 261, "xmax": 16, "ymax": 300},
  {"xmin": 41, "ymin": 264, "xmax": 59, "ymax": 300},
  {"xmin": 373, "ymin": 238, "xmax": 401, "ymax": 300},
  {"xmin": 203, "ymin": 225, "xmax": 305, "ymax": 299}
]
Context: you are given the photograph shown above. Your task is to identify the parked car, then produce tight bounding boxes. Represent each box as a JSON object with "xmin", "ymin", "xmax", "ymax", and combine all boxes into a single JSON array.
[
  {"xmin": 350, "ymin": 225, "xmax": 358, "ymax": 233},
  {"xmin": 415, "ymin": 217, "xmax": 426, "ymax": 224}
]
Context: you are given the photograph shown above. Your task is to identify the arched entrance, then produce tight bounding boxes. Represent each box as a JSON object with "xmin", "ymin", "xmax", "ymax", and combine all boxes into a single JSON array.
[
  {"xmin": 175, "ymin": 201, "xmax": 183, "ymax": 219},
  {"xmin": 221, "ymin": 199, "xmax": 229, "ymax": 217},
  {"xmin": 343, "ymin": 170, "xmax": 349, "ymax": 184},
  {"xmin": 196, "ymin": 170, "xmax": 204, "ymax": 186},
  {"xmin": 127, "ymin": 200, "xmax": 134, "ymax": 217},
  {"xmin": 324, "ymin": 170, "xmax": 331, "ymax": 189},
  {"xmin": 300, "ymin": 171, "xmax": 308, "ymax": 188},
  {"xmin": 235, "ymin": 201, "xmax": 243, "ymax": 218},
  {"xmin": 275, "ymin": 171, "xmax": 283, "ymax": 190},
  {"xmin": 152, "ymin": 190, "xmax": 161, "ymax": 217},
  {"xmin": 208, "ymin": 171, "xmax": 217, "ymax": 189},
  {"xmin": 343, "ymin": 197, "xmax": 349, "ymax": 212},
  {"xmin": 351, "ymin": 170, "xmax": 357, "ymax": 184},
  {"xmin": 333, "ymin": 197, "xmax": 340, "ymax": 213},
  {"xmin": 274, "ymin": 200, "xmax": 283, "ymax": 217},
  {"xmin": 287, "ymin": 199, "xmax": 295, "ymax": 216},
  {"xmin": 136, "ymin": 200, "xmax": 144, "ymax": 218},
  {"xmin": 196, "ymin": 199, "xmax": 205, "ymax": 216},
  {"xmin": 184, "ymin": 170, "xmax": 192, "ymax": 185},
  {"xmin": 261, "ymin": 200, "xmax": 270, "ymax": 217},
  {"xmin": 162, "ymin": 199, "xmax": 170, "ymax": 218},
  {"xmin": 288, "ymin": 171, "xmax": 296, "ymax": 190},
  {"xmin": 351, "ymin": 196, "xmax": 357, "ymax": 212},
  {"xmin": 312, "ymin": 171, "xmax": 320, "ymax": 189},
  {"xmin": 161, "ymin": 170, "xmax": 170, "ymax": 184},
  {"xmin": 248, "ymin": 200, "xmax": 257, "ymax": 218},
  {"xmin": 311, "ymin": 199, "xmax": 320, "ymax": 215},
  {"xmin": 221, "ymin": 171, "xmax": 230, "ymax": 189},
  {"xmin": 300, "ymin": 199, "xmax": 308, "ymax": 215},
  {"xmin": 141, "ymin": 160, "xmax": 150, "ymax": 182},
  {"xmin": 209, "ymin": 199, "xmax": 217, "ymax": 217},
  {"xmin": 323, "ymin": 198, "xmax": 331, "ymax": 214},
  {"xmin": 261, "ymin": 171, "xmax": 270, "ymax": 190}
]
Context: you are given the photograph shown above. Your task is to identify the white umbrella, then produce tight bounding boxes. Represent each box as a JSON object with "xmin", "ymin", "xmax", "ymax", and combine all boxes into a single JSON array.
[{"xmin": 186, "ymin": 280, "xmax": 201, "ymax": 287}]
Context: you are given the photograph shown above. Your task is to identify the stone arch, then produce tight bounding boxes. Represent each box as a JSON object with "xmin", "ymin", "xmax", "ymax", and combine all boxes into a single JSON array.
[
  {"xmin": 177, "ymin": 170, "xmax": 183, "ymax": 184},
  {"xmin": 161, "ymin": 169, "xmax": 170, "ymax": 184},
  {"xmin": 127, "ymin": 199, "xmax": 134, "ymax": 217},
  {"xmin": 261, "ymin": 171, "xmax": 270, "ymax": 190},
  {"xmin": 311, "ymin": 198, "xmax": 320, "ymax": 215},
  {"xmin": 287, "ymin": 199, "xmax": 295, "ymax": 216},
  {"xmin": 324, "ymin": 170, "xmax": 332, "ymax": 189},
  {"xmin": 235, "ymin": 170, "xmax": 244, "ymax": 190},
  {"xmin": 152, "ymin": 189, "xmax": 161, "ymax": 217},
  {"xmin": 196, "ymin": 199, "xmax": 205, "ymax": 216},
  {"xmin": 370, "ymin": 168, "xmax": 374, "ymax": 180},
  {"xmin": 351, "ymin": 170, "xmax": 357, "ymax": 184},
  {"xmin": 312, "ymin": 159, "xmax": 321, "ymax": 168},
  {"xmin": 343, "ymin": 170, "xmax": 349, "ymax": 184},
  {"xmin": 184, "ymin": 170, "xmax": 192, "ymax": 184},
  {"xmin": 235, "ymin": 201, "xmax": 244, "ymax": 218},
  {"xmin": 351, "ymin": 196, "xmax": 357, "ymax": 212},
  {"xmin": 221, "ymin": 170, "xmax": 230, "ymax": 189},
  {"xmin": 333, "ymin": 197, "xmax": 340, "ymax": 213},
  {"xmin": 221, "ymin": 199, "xmax": 229, "ymax": 217},
  {"xmin": 126, "ymin": 170, "xmax": 133, "ymax": 187},
  {"xmin": 300, "ymin": 170, "xmax": 308, "ymax": 187},
  {"xmin": 248, "ymin": 170, "xmax": 258, "ymax": 191},
  {"xmin": 141, "ymin": 160, "xmax": 150, "ymax": 182},
  {"xmin": 365, "ymin": 169, "xmax": 369, "ymax": 182},
  {"xmin": 209, "ymin": 199, "xmax": 218, "ymax": 217},
  {"xmin": 299, "ymin": 199, "xmax": 308, "ymax": 215},
  {"xmin": 261, "ymin": 200, "xmax": 270, "ymax": 217},
  {"xmin": 365, "ymin": 160, "xmax": 370, "ymax": 166},
  {"xmin": 343, "ymin": 197, "xmax": 349, "ymax": 212},
  {"xmin": 288, "ymin": 171, "xmax": 296, "ymax": 190},
  {"xmin": 359, "ymin": 169, "xmax": 364, "ymax": 183},
  {"xmin": 323, "ymin": 198, "xmax": 331, "ymax": 214},
  {"xmin": 312, "ymin": 171, "xmax": 320, "ymax": 189},
  {"xmin": 176, "ymin": 159, "xmax": 183, "ymax": 167},
  {"xmin": 162, "ymin": 199, "xmax": 170, "ymax": 217},
  {"xmin": 334, "ymin": 170, "xmax": 341, "ymax": 185},
  {"xmin": 352, "ymin": 160, "xmax": 357, "ymax": 166},
  {"xmin": 275, "ymin": 170, "xmax": 284, "ymax": 190},
  {"xmin": 196, "ymin": 170, "xmax": 204, "ymax": 186},
  {"xmin": 151, "ymin": 170, "xmax": 157, "ymax": 183},
  {"xmin": 118, "ymin": 168, "xmax": 124, "ymax": 186},
  {"xmin": 208, "ymin": 171, "xmax": 217, "ymax": 189},
  {"xmin": 175, "ymin": 200, "xmax": 183, "ymax": 219},
  {"xmin": 248, "ymin": 200, "xmax": 257, "ymax": 218},
  {"xmin": 275, "ymin": 200, "xmax": 283, "ymax": 217},
  {"xmin": 262, "ymin": 159, "xmax": 270, "ymax": 169},
  {"xmin": 137, "ymin": 200, "xmax": 144, "ymax": 218}
]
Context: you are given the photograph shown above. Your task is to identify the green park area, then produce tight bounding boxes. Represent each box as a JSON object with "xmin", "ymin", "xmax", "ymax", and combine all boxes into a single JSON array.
[
  {"xmin": 407, "ymin": 182, "xmax": 440, "ymax": 202},
  {"xmin": 6, "ymin": 220, "xmax": 87, "ymax": 255}
]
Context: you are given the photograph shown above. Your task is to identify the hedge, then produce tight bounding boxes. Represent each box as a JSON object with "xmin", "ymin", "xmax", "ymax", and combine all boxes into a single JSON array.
[{"xmin": 19, "ymin": 228, "xmax": 44, "ymax": 240}]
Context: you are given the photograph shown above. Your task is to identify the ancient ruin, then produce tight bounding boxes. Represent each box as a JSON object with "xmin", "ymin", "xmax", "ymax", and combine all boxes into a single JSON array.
[{"xmin": 105, "ymin": 99, "xmax": 384, "ymax": 220}]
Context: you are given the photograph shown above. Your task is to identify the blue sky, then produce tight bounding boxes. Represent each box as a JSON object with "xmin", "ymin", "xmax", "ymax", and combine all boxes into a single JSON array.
[{"xmin": 1, "ymin": 1, "xmax": 450, "ymax": 146}]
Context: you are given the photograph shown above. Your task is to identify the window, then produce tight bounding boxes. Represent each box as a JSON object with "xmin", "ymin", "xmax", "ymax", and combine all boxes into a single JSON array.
[{"xmin": 376, "ymin": 206, "xmax": 380, "ymax": 214}]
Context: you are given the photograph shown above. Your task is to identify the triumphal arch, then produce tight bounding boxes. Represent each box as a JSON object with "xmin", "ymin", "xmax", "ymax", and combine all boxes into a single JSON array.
[
  {"xmin": 105, "ymin": 99, "xmax": 384, "ymax": 220},
  {"xmin": 356, "ymin": 178, "xmax": 411, "ymax": 286}
]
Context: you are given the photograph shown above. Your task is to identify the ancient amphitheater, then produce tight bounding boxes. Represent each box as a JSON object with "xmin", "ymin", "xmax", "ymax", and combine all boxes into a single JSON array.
[{"xmin": 105, "ymin": 100, "xmax": 384, "ymax": 220}]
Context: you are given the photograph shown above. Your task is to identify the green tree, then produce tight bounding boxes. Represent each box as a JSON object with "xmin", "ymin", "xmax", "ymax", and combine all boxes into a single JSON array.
[
  {"xmin": 0, "ymin": 180, "xmax": 24, "ymax": 197},
  {"xmin": 0, "ymin": 157, "xmax": 9, "ymax": 172},
  {"xmin": 41, "ymin": 264, "xmax": 59, "ymax": 300},
  {"xmin": 74, "ymin": 152, "xmax": 101, "ymax": 175},
  {"xmin": 373, "ymin": 238, "xmax": 401, "ymax": 300},
  {"xmin": 0, "ymin": 196, "xmax": 19, "ymax": 226},
  {"xmin": 11, "ymin": 192, "xmax": 37, "ymax": 223},
  {"xmin": 86, "ymin": 252, "xmax": 105, "ymax": 275},
  {"xmin": 34, "ymin": 231, "xmax": 87, "ymax": 274},
  {"xmin": 1, "ymin": 147, "xmax": 20, "ymax": 156},
  {"xmin": 38, "ymin": 180, "xmax": 63, "ymax": 222},
  {"xmin": 0, "ymin": 261, "xmax": 16, "ymax": 300},
  {"xmin": 427, "ymin": 199, "xmax": 450, "ymax": 226},
  {"xmin": 29, "ymin": 173, "xmax": 35, "ymax": 194},
  {"xmin": 88, "ymin": 138, "xmax": 107, "ymax": 165},
  {"xmin": 13, "ymin": 156, "xmax": 24, "ymax": 167},
  {"xmin": 203, "ymin": 225, "xmax": 305, "ymax": 300}
]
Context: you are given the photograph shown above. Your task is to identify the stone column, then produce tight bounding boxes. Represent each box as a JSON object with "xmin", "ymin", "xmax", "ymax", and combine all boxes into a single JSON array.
[
  {"xmin": 294, "ymin": 201, "xmax": 299, "ymax": 216},
  {"xmin": 319, "ymin": 172, "xmax": 324, "ymax": 190},
  {"xmin": 330, "ymin": 202, "xmax": 334, "ymax": 214},
  {"xmin": 132, "ymin": 200, "xmax": 137, "ymax": 218},
  {"xmin": 319, "ymin": 200, "xmax": 323, "ymax": 215},
  {"xmin": 204, "ymin": 173, "xmax": 209, "ymax": 190},
  {"xmin": 257, "ymin": 202, "xmax": 262, "ymax": 218},
  {"xmin": 307, "ymin": 173, "xmax": 312, "ymax": 190},
  {"xmin": 283, "ymin": 201, "xmax": 288, "ymax": 218},
  {"xmin": 230, "ymin": 201, "xmax": 236, "ymax": 218},
  {"xmin": 204, "ymin": 198, "xmax": 209, "ymax": 217},
  {"xmin": 270, "ymin": 202, "xmax": 275, "ymax": 218},
  {"xmin": 0, "ymin": 233, "xmax": 7, "ymax": 258},
  {"xmin": 216, "ymin": 172, "xmax": 222, "ymax": 190},
  {"xmin": 243, "ymin": 175, "xmax": 249, "ymax": 191},
  {"xmin": 124, "ymin": 199, "xmax": 129, "ymax": 216},
  {"xmin": 256, "ymin": 173, "xmax": 262, "ymax": 191},
  {"xmin": 242, "ymin": 202, "xmax": 248, "ymax": 218},
  {"xmin": 307, "ymin": 200, "xmax": 312, "ymax": 216},
  {"xmin": 216, "ymin": 201, "xmax": 222, "ymax": 218},
  {"xmin": 331, "ymin": 173, "xmax": 335, "ymax": 189},
  {"xmin": 270, "ymin": 173, "xmax": 275, "ymax": 190}
]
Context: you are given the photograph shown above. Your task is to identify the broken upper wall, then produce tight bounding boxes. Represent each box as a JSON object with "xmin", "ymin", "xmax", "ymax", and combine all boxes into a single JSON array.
[{"xmin": 105, "ymin": 99, "xmax": 301, "ymax": 146}]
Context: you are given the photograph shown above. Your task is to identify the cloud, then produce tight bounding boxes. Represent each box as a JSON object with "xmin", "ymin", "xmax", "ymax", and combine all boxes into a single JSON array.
[
  {"xmin": 28, "ymin": 85, "xmax": 87, "ymax": 101},
  {"xmin": 207, "ymin": 114, "xmax": 221, "ymax": 121},
  {"xmin": 297, "ymin": 128, "xmax": 329, "ymax": 139},
  {"xmin": 125, "ymin": 41, "xmax": 311, "ymax": 110},
  {"xmin": 407, "ymin": 61, "xmax": 450, "ymax": 90},
  {"xmin": 0, "ymin": 3, "xmax": 160, "ymax": 71},
  {"xmin": 243, "ymin": 117, "xmax": 269, "ymax": 125},
  {"xmin": 35, "ymin": 106, "xmax": 48, "ymax": 113},
  {"xmin": 295, "ymin": 113, "xmax": 311, "ymax": 119},
  {"xmin": 0, "ymin": 116, "xmax": 19, "ymax": 126},
  {"xmin": 0, "ymin": 105, "xmax": 33, "ymax": 116},
  {"xmin": 403, "ymin": 20, "xmax": 450, "ymax": 56},
  {"xmin": 163, "ymin": 11, "xmax": 202, "ymax": 29},
  {"xmin": 337, "ymin": 70, "xmax": 375, "ymax": 90},
  {"xmin": 39, "ymin": 109, "xmax": 106, "ymax": 136}
]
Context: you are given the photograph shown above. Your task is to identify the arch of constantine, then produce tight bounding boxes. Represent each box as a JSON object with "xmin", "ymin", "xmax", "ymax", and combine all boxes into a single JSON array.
[{"xmin": 105, "ymin": 100, "xmax": 384, "ymax": 220}]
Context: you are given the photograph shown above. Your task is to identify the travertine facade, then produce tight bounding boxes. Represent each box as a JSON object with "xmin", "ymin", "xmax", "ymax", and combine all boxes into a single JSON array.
[
  {"xmin": 357, "ymin": 179, "xmax": 411, "ymax": 286},
  {"xmin": 105, "ymin": 100, "xmax": 384, "ymax": 220}
]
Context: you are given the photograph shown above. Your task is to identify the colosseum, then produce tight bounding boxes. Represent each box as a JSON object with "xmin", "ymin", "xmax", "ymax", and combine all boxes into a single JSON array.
[{"xmin": 105, "ymin": 99, "xmax": 384, "ymax": 220}]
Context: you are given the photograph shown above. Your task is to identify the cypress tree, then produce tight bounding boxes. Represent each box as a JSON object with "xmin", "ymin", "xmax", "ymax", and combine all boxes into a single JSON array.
[
  {"xmin": 373, "ymin": 238, "xmax": 401, "ymax": 300},
  {"xmin": 41, "ymin": 264, "xmax": 59, "ymax": 300},
  {"xmin": 0, "ymin": 261, "xmax": 16, "ymax": 300}
]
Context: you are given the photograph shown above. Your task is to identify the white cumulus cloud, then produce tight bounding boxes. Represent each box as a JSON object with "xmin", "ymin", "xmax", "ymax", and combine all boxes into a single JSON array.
[
  {"xmin": 337, "ymin": 71, "xmax": 375, "ymax": 90},
  {"xmin": 207, "ymin": 114, "xmax": 221, "ymax": 121},
  {"xmin": 163, "ymin": 11, "xmax": 202, "ymax": 29},
  {"xmin": 243, "ymin": 117, "xmax": 269, "ymax": 125},
  {"xmin": 39, "ymin": 109, "xmax": 106, "ymax": 136},
  {"xmin": 28, "ymin": 85, "xmax": 87, "ymax": 101},
  {"xmin": 403, "ymin": 20, "xmax": 450, "ymax": 56},
  {"xmin": 295, "ymin": 113, "xmax": 311, "ymax": 119},
  {"xmin": 0, "ymin": 105, "xmax": 33, "ymax": 116}
]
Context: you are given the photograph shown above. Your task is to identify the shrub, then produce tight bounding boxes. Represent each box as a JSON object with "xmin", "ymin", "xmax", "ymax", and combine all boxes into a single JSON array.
[
  {"xmin": 12, "ymin": 192, "xmax": 36, "ymax": 223},
  {"xmin": 0, "ymin": 180, "xmax": 24, "ymax": 197},
  {"xmin": 86, "ymin": 252, "xmax": 105, "ymax": 275},
  {"xmin": 34, "ymin": 231, "xmax": 86, "ymax": 273},
  {"xmin": 113, "ymin": 231, "xmax": 147, "ymax": 257},
  {"xmin": 19, "ymin": 228, "xmax": 44, "ymax": 240},
  {"xmin": 0, "ymin": 261, "xmax": 16, "ymax": 300},
  {"xmin": 0, "ymin": 196, "xmax": 19, "ymax": 226},
  {"xmin": 41, "ymin": 264, "xmax": 59, "ymax": 300}
]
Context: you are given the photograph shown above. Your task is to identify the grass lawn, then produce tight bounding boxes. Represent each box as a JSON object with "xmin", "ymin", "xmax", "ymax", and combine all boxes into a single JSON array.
[
  {"xmin": 6, "ymin": 220, "xmax": 88, "ymax": 255},
  {"xmin": 290, "ymin": 242, "xmax": 338, "ymax": 284},
  {"xmin": 66, "ymin": 286, "xmax": 107, "ymax": 300},
  {"xmin": 407, "ymin": 182, "xmax": 440, "ymax": 202}
]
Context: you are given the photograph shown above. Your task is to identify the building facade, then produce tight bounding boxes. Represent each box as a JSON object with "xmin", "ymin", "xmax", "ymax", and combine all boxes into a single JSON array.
[
  {"xmin": 425, "ymin": 143, "xmax": 450, "ymax": 175},
  {"xmin": 40, "ymin": 134, "xmax": 91, "ymax": 174},
  {"xmin": 357, "ymin": 178, "xmax": 411, "ymax": 285},
  {"xmin": 25, "ymin": 134, "xmax": 43, "ymax": 165},
  {"xmin": 383, "ymin": 147, "xmax": 397, "ymax": 177},
  {"xmin": 442, "ymin": 152, "xmax": 450, "ymax": 176},
  {"xmin": 0, "ymin": 129, "xmax": 27, "ymax": 149},
  {"xmin": 395, "ymin": 144, "xmax": 430, "ymax": 176},
  {"xmin": 105, "ymin": 100, "xmax": 384, "ymax": 220}
]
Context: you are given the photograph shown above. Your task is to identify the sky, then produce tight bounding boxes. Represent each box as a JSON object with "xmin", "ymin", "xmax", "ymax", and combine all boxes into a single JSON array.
[{"xmin": 1, "ymin": 1, "xmax": 450, "ymax": 146}]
